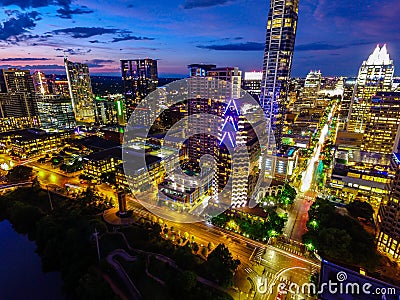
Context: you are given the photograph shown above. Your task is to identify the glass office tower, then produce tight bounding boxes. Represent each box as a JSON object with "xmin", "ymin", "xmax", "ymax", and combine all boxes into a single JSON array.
[{"xmin": 260, "ymin": 0, "xmax": 299, "ymax": 150}]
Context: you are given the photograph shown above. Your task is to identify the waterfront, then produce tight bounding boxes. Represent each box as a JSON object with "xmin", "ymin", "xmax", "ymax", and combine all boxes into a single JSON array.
[{"xmin": 0, "ymin": 220, "xmax": 64, "ymax": 300}]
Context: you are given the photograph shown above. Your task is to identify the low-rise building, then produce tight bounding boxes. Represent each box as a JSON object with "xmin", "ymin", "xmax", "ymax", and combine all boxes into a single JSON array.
[
  {"xmin": 115, "ymin": 150, "xmax": 163, "ymax": 191},
  {"xmin": 327, "ymin": 149, "xmax": 393, "ymax": 209},
  {"xmin": 82, "ymin": 146, "xmax": 122, "ymax": 182},
  {"xmin": 0, "ymin": 116, "xmax": 40, "ymax": 133},
  {"xmin": 8, "ymin": 129, "xmax": 71, "ymax": 158},
  {"xmin": 158, "ymin": 168, "xmax": 213, "ymax": 209},
  {"xmin": 319, "ymin": 260, "xmax": 400, "ymax": 299},
  {"xmin": 265, "ymin": 147, "xmax": 299, "ymax": 181}
]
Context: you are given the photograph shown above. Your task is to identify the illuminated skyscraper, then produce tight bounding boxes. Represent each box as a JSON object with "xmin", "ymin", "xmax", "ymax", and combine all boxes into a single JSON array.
[
  {"xmin": 48, "ymin": 76, "xmax": 70, "ymax": 97},
  {"xmin": 94, "ymin": 95, "xmax": 124, "ymax": 125},
  {"xmin": 186, "ymin": 66, "xmax": 240, "ymax": 164},
  {"xmin": 188, "ymin": 64, "xmax": 216, "ymax": 77},
  {"xmin": 377, "ymin": 153, "xmax": 400, "ymax": 260},
  {"xmin": 302, "ymin": 70, "xmax": 322, "ymax": 106},
  {"xmin": 120, "ymin": 58, "xmax": 158, "ymax": 123},
  {"xmin": 347, "ymin": 44, "xmax": 394, "ymax": 132},
  {"xmin": 338, "ymin": 77, "xmax": 357, "ymax": 130},
  {"xmin": 187, "ymin": 66, "xmax": 242, "ymax": 171},
  {"xmin": 185, "ymin": 66, "xmax": 261, "ymax": 207},
  {"xmin": 32, "ymin": 71, "xmax": 49, "ymax": 95},
  {"xmin": 362, "ymin": 92, "xmax": 400, "ymax": 154},
  {"xmin": 64, "ymin": 57, "xmax": 96, "ymax": 123},
  {"xmin": 37, "ymin": 95, "xmax": 75, "ymax": 130},
  {"xmin": 243, "ymin": 71, "xmax": 262, "ymax": 101},
  {"xmin": 260, "ymin": 0, "xmax": 299, "ymax": 149},
  {"xmin": 0, "ymin": 68, "xmax": 39, "ymax": 124}
]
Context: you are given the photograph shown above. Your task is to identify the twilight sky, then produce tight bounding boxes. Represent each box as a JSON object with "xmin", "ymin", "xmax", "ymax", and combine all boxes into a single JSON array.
[{"xmin": 0, "ymin": 0, "xmax": 398, "ymax": 77}]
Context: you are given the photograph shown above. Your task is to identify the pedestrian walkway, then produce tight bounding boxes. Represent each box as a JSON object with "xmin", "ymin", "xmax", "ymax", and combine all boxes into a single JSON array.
[
  {"xmin": 250, "ymin": 246, "xmax": 265, "ymax": 263},
  {"xmin": 273, "ymin": 242, "xmax": 303, "ymax": 256},
  {"xmin": 244, "ymin": 266, "xmax": 253, "ymax": 274}
]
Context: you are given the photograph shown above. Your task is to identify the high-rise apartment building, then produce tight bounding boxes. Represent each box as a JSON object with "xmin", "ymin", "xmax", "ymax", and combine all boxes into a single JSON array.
[
  {"xmin": 188, "ymin": 64, "xmax": 216, "ymax": 77},
  {"xmin": 304, "ymin": 70, "xmax": 322, "ymax": 89},
  {"xmin": 0, "ymin": 69, "xmax": 39, "ymax": 125},
  {"xmin": 207, "ymin": 67, "xmax": 242, "ymax": 89},
  {"xmin": 120, "ymin": 58, "xmax": 158, "ymax": 123},
  {"xmin": 292, "ymin": 70, "xmax": 323, "ymax": 113},
  {"xmin": 338, "ymin": 77, "xmax": 357, "ymax": 130},
  {"xmin": 64, "ymin": 57, "xmax": 96, "ymax": 123},
  {"xmin": 361, "ymin": 92, "xmax": 400, "ymax": 154},
  {"xmin": 184, "ymin": 65, "xmax": 261, "ymax": 207},
  {"xmin": 377, "ymin": 153, "xmax": 400, "ymax": 260},
  {"xmin": 243, "ymin": 71, "xmax": 262, "ymax": 101},
  {"xmin": 32, "ymin": 71, "xmax": 50, "ymax": 95},
  {"xmin": 187, "ymin": 66, "xmax": 242, "ymax": 172},
  {"xmin": 260, "ymin": 0, "xmax": 299, "ymax": 149},
  {"xmin": 48, "ymin": 76, "xmax": 70, "ymax": 97},
  {"xmin": 300, "ymin": 70, "xmax": 322, "ymax": 107},
  {"xmin": 347, "ymin": 45, "xmax": 394, "ymax": 133},
  {"xmin": 37, "ymin": 95, "xmax": 76, "ymax": 130}
]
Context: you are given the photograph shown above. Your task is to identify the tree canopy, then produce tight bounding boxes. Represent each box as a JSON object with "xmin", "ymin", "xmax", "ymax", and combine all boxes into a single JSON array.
[
  {"xmin": 303, "ymin": 198, "xmax": 379, "ymax": 269},
  {"xmin": 346, "ymin": 200, "xmax": 374, "ymax": 220},
  {"xmin": 205, "ymin": 244, "xmax": 240, "ymax": 287},
  {"xmin": 6, "ymin": 165, "xmax": 33, "ymax": 183}
]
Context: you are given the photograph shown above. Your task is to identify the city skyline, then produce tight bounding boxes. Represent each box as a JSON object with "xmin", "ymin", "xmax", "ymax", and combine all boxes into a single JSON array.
[
  {"xmin": 0, "ymin": 0, "xmax": 398, "ymax": 77},
  {"xmin": 1, "ymin": 1, "xmax": 400, "ymax": 299}
]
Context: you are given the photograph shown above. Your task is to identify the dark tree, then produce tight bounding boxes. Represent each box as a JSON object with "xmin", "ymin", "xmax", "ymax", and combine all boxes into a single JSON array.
[
  {"xmin": 31, "ymin": 176, "xmax": 41, "ymax": 192},
  {"xmin": 6, "ymin": 165, "xmax": 33, "ymax": 183},
  {"xmin": 205, "ymin": 244, "xmax": 240, "ymax": 287},
  {"xmin": 303, "ymin": 198, "xmax": 379, "ymax": 269},
  {"xmin": 167, "ymin": 270, "xmax": 198, "ymax": 298},
  {"xmin": 192, "ymin": 242, "xmax": 199, "ymax": 254},
  {"xmin": 152, "ymin": 223, "xmax": 162, "ymax": 235},
  {"xmin": 346, "ymin": 200, "xmax": 374, "ymax": 220}
]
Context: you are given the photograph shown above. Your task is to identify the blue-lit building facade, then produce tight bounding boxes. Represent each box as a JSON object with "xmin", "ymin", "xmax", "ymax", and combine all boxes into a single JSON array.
[{"xmin": 260, "ymin": 0, "xmax": 299, "ymax": 149}]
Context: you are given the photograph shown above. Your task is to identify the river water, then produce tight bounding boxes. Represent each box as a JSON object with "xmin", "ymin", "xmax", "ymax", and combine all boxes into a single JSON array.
[{"xmin": 0, "ymin": 220, "xmax": 65, "ymax": 300}]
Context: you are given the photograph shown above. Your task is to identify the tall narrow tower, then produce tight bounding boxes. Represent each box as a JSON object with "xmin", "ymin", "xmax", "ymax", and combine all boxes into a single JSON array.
[
  {"xmin": 64, "ymin": 57, "xmax": 95, "ymax": 123},
  {"xmin": 120, "ymin": 58, "xmax": 158, "ymax": 123},
  {"xmin": 260, "ymin": 0, "xmax": 299, "ymax": 150}
]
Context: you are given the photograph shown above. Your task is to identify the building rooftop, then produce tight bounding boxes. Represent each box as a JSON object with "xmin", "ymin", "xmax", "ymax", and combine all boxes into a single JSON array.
[
  {"xmin": 366, "ymin": 44, "xmax": 392, "ymax": 66},
  {"xmin": 84, "ymin": 146, "xmax": 122, "ymax": 162},
  {"xmin": 231, "ymin": 205, "xmax": 269, "ymax": 219},
  {"xmin": 72, "ymin": 136, "xmax": 120, "ymax": 151},
  {"xmin": 335, "ymin": 149, "xmax": 391, "ymax": 167},
  {"xmin": 4, "ymin": 128, "xmax": 70, "ymax": 142},
  {"xmin": 84, "ymin": 146, "xmax": 162, "ymax": 169}
]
